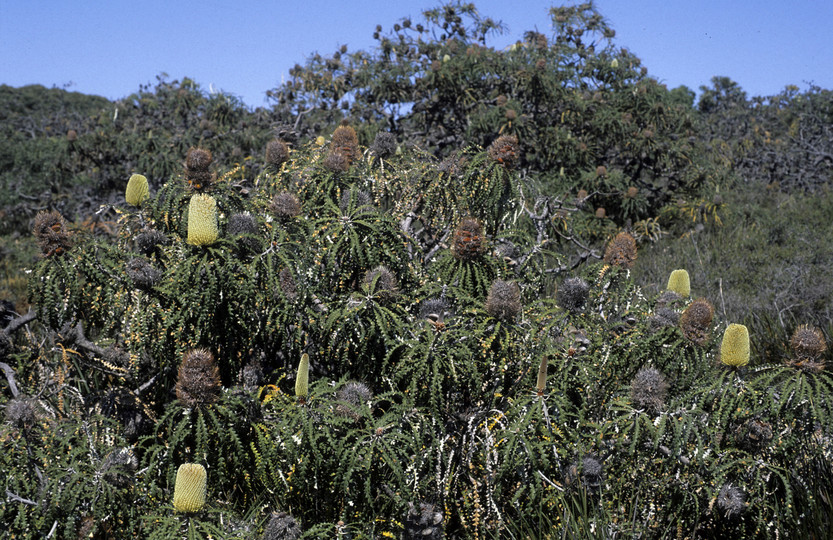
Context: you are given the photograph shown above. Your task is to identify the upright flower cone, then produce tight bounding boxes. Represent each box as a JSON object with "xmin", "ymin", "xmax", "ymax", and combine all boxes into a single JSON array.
[
  {"xmin": 666, "ymin": 269, "xmax": 690, "ymax": 297},
  {"xmin": 536, "ymin": 356, "xmax": 548, "ymax": 396},
  {"xmin": 173, "ymin": 463, "xmax": 207, "ymax": 513},
  {"xmin": 187, "ymin": 194, "xmax": 218, "ymax": 246},
  {"xmin": 721, "ymin": 324, "xmax": 750, "ymax": 367},
  {"xmin": 125, "ymin": 174, "xmax": 149, "ymax": 206},
  {"xmin": 295, "ymin": 353, "xmax": 309, "ymax": 402}
]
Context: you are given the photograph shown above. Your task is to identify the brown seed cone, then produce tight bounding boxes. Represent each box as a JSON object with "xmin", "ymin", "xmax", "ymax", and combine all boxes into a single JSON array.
[
  {"xmin": 485, "ymin": 280, "xmax": 522, "ymax": 321},
  {"xmin": 790, "ymin": 325, "xmax": 826, "ymax": 360},
  {"xmin": 330, "ymin": 125, "xmax": 359, "ymax": 166},
  {"xmin": 33, "ymin": 210, "xmax": 72, "ymax": 256},
  {"xmin": 265, "ymin": 139, "xmax": 290, "ymax": 169},
  {"xmin": 603, "ymin": 232, "xmax": 637, "ymax": 269},
  {"xmin": 184, "ymin": 148, "xmax": 214, "ymax": 190},
  {"xmin": 487, "ymin": 134, "xmax": 519, "ymax": 168},
  {"xmin": 452, "ymin": 218, "xmax": 486, "ymax": 261},
  {"xmin": 175, "ymin": 349, "xmax": 222, "ymax": 408},
  {"xmin": 679, "ymin": 298, "xmax": 714, "ymax": 346},
  {"xmin": 270, "ymin": 192, "xmax": 302, "ymax": 220}
]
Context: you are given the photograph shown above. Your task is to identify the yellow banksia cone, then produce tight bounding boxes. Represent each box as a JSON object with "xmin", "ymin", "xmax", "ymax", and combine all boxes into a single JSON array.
[
  {"xmin": 721, "ymin": 324, "xmax": 750, "ymax": 367},
  {"xmin": 295, "ymin": 353, "xmax": 309, "ymax": 402},
  {"xmin": 173, "ymin": 463, "xmax": 207, "ymax": 513},
  {"xmin": 187, "ymin": 194, "xmax": 218, "ymax": 246},
  {"xmin": 125, "ymin": 174, "xmax": 149, "ymax": 206},
  {"xmin": 666, "ymin": 269, "xmax": 690, "ymax": 297}
]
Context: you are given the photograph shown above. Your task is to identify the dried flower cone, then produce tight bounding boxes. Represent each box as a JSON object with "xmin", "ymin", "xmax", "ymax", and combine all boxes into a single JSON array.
[
  {"xmin": 265, "ymin": 139, "xmax": 290, "ymax": 169},
  {"xmin": 666, "ymin": 269, "xmax": 690, "ymax": 297},
  {"xmin": 173, "ymin": 463, "xmax": 207, "ymax": 513},
  {"xmin": 788, "ymin": 325, "xmax": 827, "ymax": 372},
  {"xmin": 125, "ymin": 174, "xmax": 149, "ymax": 207},
  {"xmin": 603, "ymin": 232, "xmax": 637, "ymax": 269},
  {"xmin": 485, "ymin": 280, "xmax": 522, "ymax": 321},
  {"xmin": 187, "ymin": 194, "xmax": 219, "ymax": 246},
  {"xmin": 33, "ymin": 210, "xmax": 72, "ymax": 256},
  {"xmin": 721, "ymin": 324, "xmax": 750, "ymax": 367},
  {"xmin": 680, "ymin": 298, "xmax": 714, "ymax": 345},
  {"xmin": 175, "ymin": 349, "xmax": 221, "ymax": 407},
  {"xmin": 184, "ymin": 147, "xmax": 213, "ymax": 190},
  {"xmin": 487, "ymin": 134, "xmax": 519, "ymax": 167},
  {"xmin": 452, "ymin": 218, "xmax": 486, "ymax": 261},
  {"xmin": 295, "ymin": 353, "xmax": 310, "ymax": 401}
]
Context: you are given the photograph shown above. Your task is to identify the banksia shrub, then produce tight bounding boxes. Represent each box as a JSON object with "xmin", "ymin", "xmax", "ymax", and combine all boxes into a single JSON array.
[
  {"xmin": 680, "ymin": 298, "xmax": 714, "ymax": 345},
  {"xmin": 175, "ymin": 349, "xmax": 222, "ymax": 408},
  {"xmin": 262, "ymin": 511, "xmax": 302, "ymax": 540},
  {"xmin": 33, "ymin": 210, "xmax": 72, "ymax": 256},
  {"xmin": 788, "ymin": 324, "xmax": 826, "ymax": 371},
  {"xmin": 630, "ymin": 367, "xmax": 668, "ymax": 413},
  {"xmin": 186, "ymin": 194, "xmax": 219, "ymax": 246},
  {"xmin": 404, "ymin": 502, "xmax": 444, "ymax": 540},
  {"xmin": 265, "ymin": 139, "xmax": 290, "ymax": 170},
  {"xmin": 173, "ymin": 463, "xmax": 207, "ymax": 513},
  {"xmin": 184, "ymin": 147, "xmax": 213, "ymax": 190},
  {"xmin": 666, "ymin": 269, "xmax": 690, "ymax": 297},
  {"xmin": 487, "ymin": 134, "xmax": 519, "ymax": 167},
  {"xmin": 370, "ymin": 131, "xmax": 396, "ymax": 158},
  {"xmin": 452, "ymin": 218, "xmax": 486, "ymax": 261},
  {"xmin": 720, "ymin": 324, "xmax": 750, "ymax": 367},
  {"xmin": 363, "ymin": 265, "xmax": 398, "ymax": 302},
  {"xmin": 125, "ymin": 173, "xmax": 149, "ymax": 206},
  {"xmin": 485, "ymin": 279, "xmax": 522, "ymax": 321},
  {"xmin": 126, "ymin": 257, "xmax": 161, "ymax": 288},
  {"xmin": 557, "ymin": 277, "xmax": 589, "ymax": 313},
  {"xmin": 603, "ymin": 231, "xmax": 637, "ymax": 269},
  {"xmin": 270, "ymin": 192, "xmax": 301, "ymax": 220}
]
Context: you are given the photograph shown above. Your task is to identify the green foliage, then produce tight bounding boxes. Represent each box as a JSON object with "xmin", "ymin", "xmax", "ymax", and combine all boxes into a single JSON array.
[{"xmin": 2, "ymin": 3, "xmax": 832, "ymax": 539}]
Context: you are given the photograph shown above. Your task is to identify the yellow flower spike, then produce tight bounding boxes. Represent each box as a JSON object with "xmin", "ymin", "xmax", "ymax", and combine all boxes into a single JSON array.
[
  {"xmin": 173, "ymin": 463, "xmax": 207, "ymax": 513},
  {"xmin": 666, "ymin": 269, "xmax": 691, "ymax": 297},
  {"xmin": 125, "ymin": 173, "xmax": 149, "ymax": 206},
  {"xmin": 295, "ymin": 353, "xmax": 310, "ymax": 403},
  {"xmin": 186, "ymin": 194, "xmax": 219, "ymax": 246},
  {"xmin": 721, "ymin": 324, "xmax": 750, "ymax": 367}
]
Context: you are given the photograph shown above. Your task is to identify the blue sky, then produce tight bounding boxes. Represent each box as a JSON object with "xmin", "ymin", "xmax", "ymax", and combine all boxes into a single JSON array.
[{"xmin": 1, "ymin": 0, "xmax": 831, "ymax": 108}]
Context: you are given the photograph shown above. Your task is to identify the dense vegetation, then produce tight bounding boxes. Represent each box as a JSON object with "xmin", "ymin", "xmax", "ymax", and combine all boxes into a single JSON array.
[{"xmin": 1, "ymin": 2, "xmax": 831, "ymax": 538}]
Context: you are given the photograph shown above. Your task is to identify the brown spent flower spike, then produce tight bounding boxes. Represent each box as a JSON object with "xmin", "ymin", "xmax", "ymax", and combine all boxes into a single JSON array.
[
  {"xmin": 485, "ymin": 280, "xmax": 522, "ymax": 321},
  {"xmin": 452, "ymin": 218, "xmax": 486, "ymax": 261},
  {"xmin": 330, "ymin": 125, "xmax": 360, "ymax": 166},
  {"xmin": 265, "ymin": 139, "xmax": 290, "ymax": 169},
  {"xmin": 270, "ymin": 192, "xmax": 302, "ymax": 220},
  {"xmin": 487, "ymin": 134, "xmax": 519, "ymax": 168},
  {"xmin": 175, "ymin": 348, "xmax": 222, "ymax": 408},
  {"xmin": 603, "ymin": 231, "xmax": 637, "ymax": 269},
  {"xmin": 787, "ymin": 325, "xmax": 827, "ymax": 372},
  {"xmin": 184, "ymin": 147, "xmax": 214, "ymax": 190},
  {"xmin": 33, "ymin": 210, "xmax": 73, "ymax": 257},
  {"xmin": 680, "ymin": 298, "xmax": 714, "ymax": 346}
]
